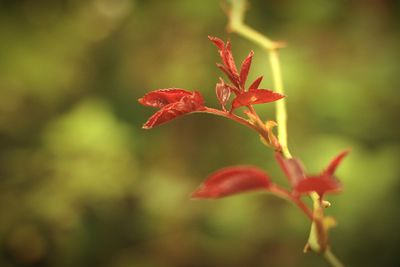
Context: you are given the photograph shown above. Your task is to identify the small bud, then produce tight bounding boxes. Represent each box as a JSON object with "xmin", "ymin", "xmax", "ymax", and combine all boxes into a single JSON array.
[
  {"xmin": 265, "ymin": 120, "xmax": 281, "ymax": 151},
  {"xmin": 322, "ymin": 200, "xmax": 331, "ymax": 208}
]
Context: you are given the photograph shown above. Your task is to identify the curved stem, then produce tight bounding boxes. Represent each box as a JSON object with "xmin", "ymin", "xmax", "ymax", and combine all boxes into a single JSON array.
[
  {"xmin": 324, "ymin": 249, "xmax": 345, "ymax": 267},
  {"xmin": 202, "ymin": 107, "xmax": 254, "ymax": 129},
  {"xmin": 226, "ymin": 1, "xmax": 345, "ymax": 266},
  {"xmin": 269, "ymin": 50, "xmax": 291, "ymax": 158},
  {"xmin": 227, "ymin": 0, "xmax": 292, "ymax": 158},
  {"xmin": 201, "ymin": 107, "xmax": 269, "ymax": 142}
]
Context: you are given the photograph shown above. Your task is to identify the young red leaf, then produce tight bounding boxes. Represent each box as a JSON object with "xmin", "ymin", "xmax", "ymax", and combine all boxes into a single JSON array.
[
  {"xmin": 209, "ymin": 36, "xmax": 242, "ymax": 89},
  {"xmin": 216, "ymin": 63, "xmax": 240, "ymax": 88},
  {"xmin": 231, "ymin": 90, "xmax": 285, "ymax": 110},
  {"xmin": 191, "ymin": 166, "xmax": 271, "ymax": 199},
  {"xmin": 322, "ymin": 150, "xmax": 350, "ymax": 177},
  {"xmin": 240, "ymin": 51, "xmax": 254, "ymax": 88},
  {"xmin": 222, "ymin": 41, "xmax": 239, "ymax": 78},
  {"xmin": 142, "ymin": 92, "xmax": 205, "ymax": 129},
  {"xmin": 215, "ymin": 78, "xmax": 231, "ymax": 110},
  {"xmin": 138, "ymin": 89, "xmax": 193, "ymax": 108},
  {"xmin": 248, "ymin": 76, "xmax": 263, "ymax": 90},
  {"xmin": 294, "ymin": 176, "xmax": 342, "ymax": 197},
  {"xmin": 275, "ymin": 152, "xmax": 306, "ymax": 187},
  {"xmin": 208, "ymin": 36, "xmax": 225, "ymax": 50}
]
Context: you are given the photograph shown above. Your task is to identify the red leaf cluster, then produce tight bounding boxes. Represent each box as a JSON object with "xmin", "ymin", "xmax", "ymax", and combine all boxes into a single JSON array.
[
  {"xmin": 208, "ymin": 36, "xmax": 284, "ymax": 111},
  {"xmin": 139, "ymin": 89, "xmax": 205, "ymax": 129},
  {"xmin": 191, "ymin": 166, "xmax": 271, "ymax": 199},
  {"xmin": 139, "ymin": 36, "xmax": 284, "ymax": 129},
  {"xmin": 138, "ymin": 36, "xmax": 349, "ymax": 202},
  {"xmin": 276, "ymin": 151, "xmax": 349, "ymax": 197}
]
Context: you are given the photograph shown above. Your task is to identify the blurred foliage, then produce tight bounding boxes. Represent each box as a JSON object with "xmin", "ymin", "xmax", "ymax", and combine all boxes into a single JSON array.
[{"xmin": 0, "ymin": 0, "xmax": 399, "ymax": 266}]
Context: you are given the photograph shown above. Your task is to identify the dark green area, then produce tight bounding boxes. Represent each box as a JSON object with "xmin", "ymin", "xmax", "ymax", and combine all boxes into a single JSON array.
[{"xmin": 0, "ymin": 0, "xmax": 399, "ymax": 266}]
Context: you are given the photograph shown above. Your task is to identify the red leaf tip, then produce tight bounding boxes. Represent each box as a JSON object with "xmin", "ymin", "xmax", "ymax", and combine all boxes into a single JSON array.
[
  {"xmin": 208, "ymin": 36, "xmax": 225, "ymax": 50},
  {"xmin": 323, "ymin": 150, "xmax": 350, "ymax": 177}
]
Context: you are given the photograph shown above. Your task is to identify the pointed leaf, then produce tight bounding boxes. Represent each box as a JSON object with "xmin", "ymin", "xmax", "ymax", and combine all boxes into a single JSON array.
[
  {"xmin": 142, "ymin": 92, "xmax": 205, "ymax": 129},
  {"xmin": 208, "ymin": 36, "xmax": 225, "ymax": 50},
  {"xmin": 248, "ymin": 76, "xmax": 263, "ymax": 90},
  {"xmin": 323, "ymin": 150, "xmax": 350, "ymax": 177},
  {"xmin": 216, "ymin": 63, "xmax": 240, "ymax": 88},
  {"xmin": 240, "ymin": 51, "xmax": 254, "ymax": 88},
  {"xmin": 294, "ymin": 176, "xmax": 341, "ymax": 197},
  {"xmin": 275, "ymin": 152, "xmax": 306, "ymax": 187},
  {"xmin": 215, "ymin": 78, "xmax": 231, "ymax": 110},
  {"xmin": 231, "ymin": 90, "xmax": 285, "ymax": 110},
  {"xmin": 138, "ymin": 89, "xmax": 193, "ymax": 108},
  {"xmin": 191, "ymin": 166, "xmax": 271, "ymax": 199},
  {"xmin": 222, "ymin": 41, "xmax": 239, "ymax": 78}
]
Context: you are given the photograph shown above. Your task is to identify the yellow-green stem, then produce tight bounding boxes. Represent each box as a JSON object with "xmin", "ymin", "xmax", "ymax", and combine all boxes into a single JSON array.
[
  {"xmin": 227, "ymin": 0, "xmax": 291, "ymax": 158},
  {"xmin": 269, "ymin": 49, "xmax": 291, "ymax": 158},
  {"xmin": 324, "ymin": 249, "xmax": 345, "ymax": 267},
  {"xmin": 226, "ymin": 1, "xmax": 344, "ymax": 266}
]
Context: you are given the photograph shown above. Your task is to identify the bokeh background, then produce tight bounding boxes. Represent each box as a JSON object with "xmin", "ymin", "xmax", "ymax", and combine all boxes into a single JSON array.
[{"xmin": 1, "ymin": 0, "xmax": 399, "ymax": 266}]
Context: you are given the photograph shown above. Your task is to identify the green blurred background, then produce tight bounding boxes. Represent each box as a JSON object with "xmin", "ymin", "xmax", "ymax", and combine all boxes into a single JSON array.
[{"xmin": 0, "ymin": 0, "xmax": 399, "ymax": 266}]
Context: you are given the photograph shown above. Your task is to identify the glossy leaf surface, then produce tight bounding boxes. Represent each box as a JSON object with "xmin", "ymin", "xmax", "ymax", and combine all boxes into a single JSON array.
[
  {"xmin": 138, "ymin": 89, "xmax": 193, "ymax": 108},
  {"xmin": 191, "ymin": 166, "xmax": 271, "ymax": 199},
  {"xmin": 142, "ymin": 91, "xmax": 205, "ymax": 129},
  {"xmin": 231, "ymin": 89, "xmax": 285, "ymax": 110}
]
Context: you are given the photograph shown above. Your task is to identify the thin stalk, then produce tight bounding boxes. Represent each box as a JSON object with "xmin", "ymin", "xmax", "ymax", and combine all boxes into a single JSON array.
[
  {"xmin": 226, "ymin": 1, "xmax": 344, "ymax": 266},
  {"xmin": 269, "ymin": 49, "xmax": 291, "ymax": 158},
  {"xmin": 324, "ymin": 249, "xmax": 345, "ymax": 267},
  {"xmin": 227, "ymin": 0, "xmax": 292, "ymax": 158},
  {"xmin": 202, "ymin": 107, "xmax": 253, "ymax": 129},
  {"xmin": 201, "ymin": 107, "xmax": 269, "ymax": 142}
]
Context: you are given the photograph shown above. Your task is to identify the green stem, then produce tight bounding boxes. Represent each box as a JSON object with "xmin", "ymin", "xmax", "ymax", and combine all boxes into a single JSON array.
[
  {"xmin": 324, "ymin": 249, "xmax": 345, "ymax": 267},
  {"xmin": 226, "ymin": 1, "xmax": 345, "ymax": 266},
  {"xmin": 269, "ymin": 49, "xmax": 291, "ymax": 158},
  {"xmin": 227, "ymin": 0, "xmax": 292, "ymax": 158}
]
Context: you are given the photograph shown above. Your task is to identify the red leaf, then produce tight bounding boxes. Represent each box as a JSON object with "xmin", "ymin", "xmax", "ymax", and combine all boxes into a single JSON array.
[
  {"xmin": 142, "ymin": 92, "xmax": 205, "ymax": 129},
  {"xmin": 240, "ymin": 51, "xmax": 254, "ymax": 88},
  {"xmin": 248, "ymin": 76, "xmax": 263, "ymax": 90},
  {"xmin": 210, "ymin": 36, "xmax": 242, "ymax": 89},
  {"xmin": 222, "ymin": 41, "xmax": 239, "ymax": 78},
  {"xmin": 191, "ymin": 166, "xmax": 271, "ymax": 199},
  {"xmin": 216, "ymin": 63, "xmax": 240, "ymax": 88},
  {"xmin": 294, "ymin": 176, "xmax": 342, "ymax": 197},
  {"xmin": 138, "ymin": 89, "xmax": 193, "ymax": 108},
  {"xmin": 231, "ymin": 90, "xmax": 285, "ymax": 110},
  {"xmin": 275, "ymin": 152, "xmax": 306, "ymax": 187},
  {"xmin": 215, "ymin": 78, "xmax": 231, "ymax": 109},
  {"xmin": 323, "ymin": 150, "xmax": 350, "ymax": 177},
  {"xmin": 208, "ymin": 36, "xmax": 225, "ymax": 50}
]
